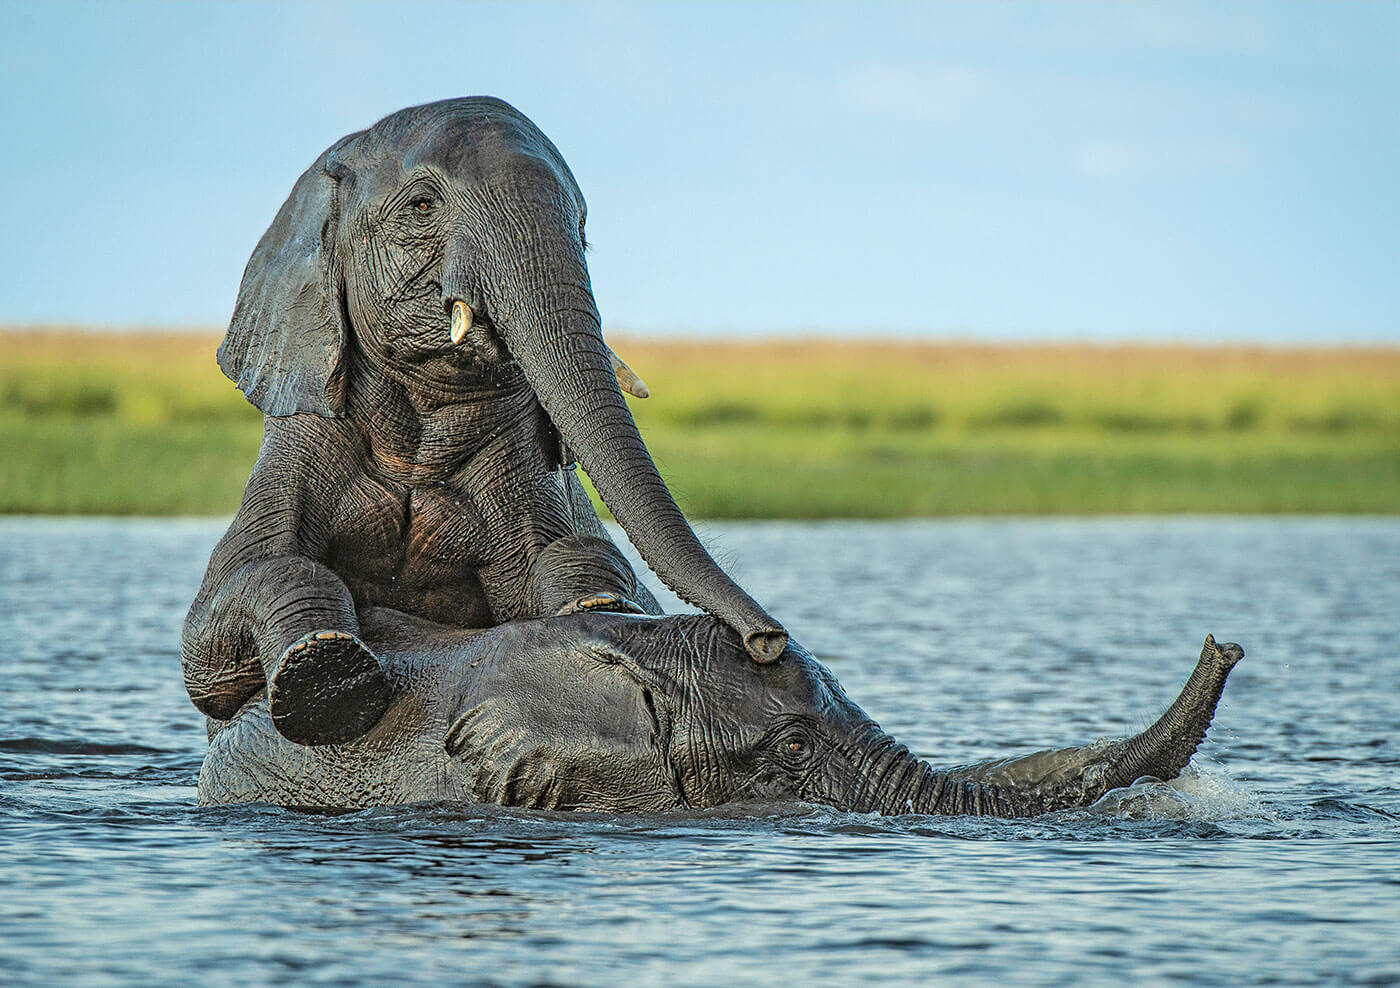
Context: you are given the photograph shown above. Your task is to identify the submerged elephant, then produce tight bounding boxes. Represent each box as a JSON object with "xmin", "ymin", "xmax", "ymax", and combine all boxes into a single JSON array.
[
  {"xmin": 184, "ymin": 98, "xmax": 786, "ymax": 747},
  {"xmin": 200, "ymin": 609, "xmax": 1243, "ymax": 818}
]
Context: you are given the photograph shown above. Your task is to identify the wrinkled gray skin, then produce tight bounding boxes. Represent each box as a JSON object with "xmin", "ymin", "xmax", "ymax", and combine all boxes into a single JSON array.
[
  {"xmin": 183, "ymin": 98, "xmax": 785, "ymax": 747},
  {"xmin": 200, "ymin": 609, "xmax": 1243, "ymax": 818}
]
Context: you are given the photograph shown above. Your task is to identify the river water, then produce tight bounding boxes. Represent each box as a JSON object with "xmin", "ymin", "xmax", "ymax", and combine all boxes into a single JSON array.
[{"xmin": 1, "ymin": 517, "xmax": 1396, "ymax": 985}]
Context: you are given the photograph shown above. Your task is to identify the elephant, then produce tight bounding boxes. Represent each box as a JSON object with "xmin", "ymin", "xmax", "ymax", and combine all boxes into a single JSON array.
[
  {"xmin": 198, "ymin": 606, "xmax": 1244, "ymax": 818},
  {"xmin": 183, "ymin": 97, "xmax": 787, "ymax": 747}
]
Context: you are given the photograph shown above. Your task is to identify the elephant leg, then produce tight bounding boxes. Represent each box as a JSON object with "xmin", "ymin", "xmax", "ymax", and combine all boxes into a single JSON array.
[
  {"xmin": 182, "ymin": 555, "xmax": 391, "ymax": 746},
  {"xmin": 559, "ymin": 469, "xmax": 662, "ymax": 615},
  {"xmin": 525, "ymin": 534, "xmax": 646, "ymax": 617}
]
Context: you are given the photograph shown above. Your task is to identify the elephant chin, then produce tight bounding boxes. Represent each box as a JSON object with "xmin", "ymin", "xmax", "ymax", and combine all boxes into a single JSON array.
[
  {"xmin": 848, "ymin": 636, "xmax": 1244, "ymax": 818},
  {"xmin": 490, "ymin": 285, "xmax": 788, "ymax": 664}
]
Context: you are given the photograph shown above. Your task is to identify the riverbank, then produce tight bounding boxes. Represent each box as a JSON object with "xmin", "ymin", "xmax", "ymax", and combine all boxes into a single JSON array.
[{"xmin": 3, "ymin": 330, "xmax": 1396, "ymax": 516}]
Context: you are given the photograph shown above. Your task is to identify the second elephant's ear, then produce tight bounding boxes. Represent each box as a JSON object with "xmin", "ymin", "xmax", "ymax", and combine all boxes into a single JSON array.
[
  {"xmin": 443, "ymin": 620, "xmax": 685, "ymax": 813},
  {"xmin": 217, "ymin": 133, "xmax": 362, "ymax": 417}
]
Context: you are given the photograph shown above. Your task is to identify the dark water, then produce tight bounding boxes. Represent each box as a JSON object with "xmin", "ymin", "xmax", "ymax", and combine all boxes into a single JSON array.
[{"xmin": 2, "ymin": 517, "xmax": 1397, "ymax": 986}]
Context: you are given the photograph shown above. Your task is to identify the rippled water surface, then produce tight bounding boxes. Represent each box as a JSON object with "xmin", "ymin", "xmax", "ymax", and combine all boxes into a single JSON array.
[{"xmin": 2, "ymin": 517, "xmax": 1397, "ymax": 985}]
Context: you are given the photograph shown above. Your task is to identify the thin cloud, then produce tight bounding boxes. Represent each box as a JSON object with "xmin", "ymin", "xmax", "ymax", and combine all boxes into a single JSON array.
[
  {"xmin": 840, "ymin": 64, "xmax": 986, "ymax": 123},
  {"xmin": 1074, "ymin": 139, "xmax": 1252, "ymax": 179}
]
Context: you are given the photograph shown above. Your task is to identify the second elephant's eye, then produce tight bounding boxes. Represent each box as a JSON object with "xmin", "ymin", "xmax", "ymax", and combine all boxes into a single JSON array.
[
  {"xmin": 770, "ymin": 726, "xmax": 815, "ymax": 766},
  {"xmin": 779, "ymin": 736, "xmax": 812, "ymax": 761}
]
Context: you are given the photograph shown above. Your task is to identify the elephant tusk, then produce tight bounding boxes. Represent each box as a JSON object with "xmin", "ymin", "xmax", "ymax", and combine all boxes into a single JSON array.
[
  {"xmin": 609, "ymin": 348, "xmax": 650, "ymax": 399},
  {"xmin": 449, "ymin": 300, "xmax": 474, "ymax": 345}
]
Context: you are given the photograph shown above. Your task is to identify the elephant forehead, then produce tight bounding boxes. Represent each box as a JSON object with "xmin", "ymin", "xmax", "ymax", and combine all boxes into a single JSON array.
[
  {"xmin": 761, "ymin": 652, "xmax": 854, "ymax": 719},
  {"xmin": 361, "ymin": 98, "xmax": 581, "ymax": 201},
  {"xmin": 681, "ymin": 627, "xmax": 853, "ymax": 722}
]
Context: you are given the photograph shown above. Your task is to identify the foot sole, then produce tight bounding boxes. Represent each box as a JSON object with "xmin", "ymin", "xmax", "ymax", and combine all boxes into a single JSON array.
[{"xmin": 268, "ymin": 631, "xmax": 391, "ymax": 746}]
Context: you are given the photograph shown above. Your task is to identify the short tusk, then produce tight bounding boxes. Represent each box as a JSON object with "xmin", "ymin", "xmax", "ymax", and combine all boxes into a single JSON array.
[
  {"xmin": 609, "ymin": 348, "xmax": 650, "ymax": 399},
  {"xmin": 450, "ymin": 300, "xmax": 474, "ymax": 345}
]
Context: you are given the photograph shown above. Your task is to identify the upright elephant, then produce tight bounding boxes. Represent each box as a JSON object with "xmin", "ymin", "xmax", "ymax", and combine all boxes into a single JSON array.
[
  {"xmin": 199, "ymin": 610, "xmax": 1244, "ymax": 818},
  {"xmin": 183, "ymin": 98, "xmax": 786, "ymax": 746}
]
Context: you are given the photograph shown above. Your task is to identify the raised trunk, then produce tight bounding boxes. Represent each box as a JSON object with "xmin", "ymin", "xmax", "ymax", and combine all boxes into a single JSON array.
[
  {"xmin": 495, "ymin": 281, "xmax": 787, "ymax": 663},
  {"xmin": 854, "ymin": 636, "xmax": 1243, "ymax": 818}
]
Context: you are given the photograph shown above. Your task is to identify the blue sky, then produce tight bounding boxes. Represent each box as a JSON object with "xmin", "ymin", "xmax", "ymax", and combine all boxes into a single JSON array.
[{"xmin": 1, "ymin": 1, "xmax": 1395, "ymax": 341}]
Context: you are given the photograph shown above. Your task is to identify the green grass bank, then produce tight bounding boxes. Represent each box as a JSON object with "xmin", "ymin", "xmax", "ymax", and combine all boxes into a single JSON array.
[{"xmin": 2, "ymin": 330, "xmax": 1397, "ymax": 517}]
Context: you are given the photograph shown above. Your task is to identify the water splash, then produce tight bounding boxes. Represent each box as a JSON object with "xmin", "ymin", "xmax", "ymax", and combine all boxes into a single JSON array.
[{"xmin": 1088, "ymin": 763, "xmax": 1264, "ymax": 821}]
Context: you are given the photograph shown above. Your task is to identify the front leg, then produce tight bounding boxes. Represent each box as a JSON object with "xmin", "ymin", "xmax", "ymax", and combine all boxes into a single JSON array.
[
  {"xmin": 524, "ymin": 534, "xmax": 651, "ymax": 618},
  {"xmin": 182, "ymin": 555, "xmax": 390, "ymax": 746}
]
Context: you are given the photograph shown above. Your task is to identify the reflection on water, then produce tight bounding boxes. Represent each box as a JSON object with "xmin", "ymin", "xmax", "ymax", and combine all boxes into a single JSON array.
[{"xmin": 1, "ymin": 518, "xmax": 1397, "ymax": 985}]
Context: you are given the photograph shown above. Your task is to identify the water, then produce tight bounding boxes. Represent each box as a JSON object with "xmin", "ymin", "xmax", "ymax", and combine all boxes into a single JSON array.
[{"xmin": 1, "ymin": 517, "xmax": 1397, "ymax": 985}]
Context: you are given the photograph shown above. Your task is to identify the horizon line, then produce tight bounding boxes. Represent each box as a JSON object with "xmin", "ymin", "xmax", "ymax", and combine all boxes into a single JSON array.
[{"xmin": 3, "ymin": 323, "xmax": 1396, "ymax": 352}]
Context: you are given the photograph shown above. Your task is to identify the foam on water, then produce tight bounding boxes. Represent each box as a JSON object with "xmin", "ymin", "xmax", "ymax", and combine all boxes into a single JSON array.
[{"xmin": 1086, "ymin": 765, "xmax": 1266, "ymax": 822}]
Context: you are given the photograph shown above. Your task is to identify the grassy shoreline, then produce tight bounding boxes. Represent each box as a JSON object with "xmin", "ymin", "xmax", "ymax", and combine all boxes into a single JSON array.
[{"xmin": 3, "ymin": 329, "xmax": 1397, "ymax": 517}]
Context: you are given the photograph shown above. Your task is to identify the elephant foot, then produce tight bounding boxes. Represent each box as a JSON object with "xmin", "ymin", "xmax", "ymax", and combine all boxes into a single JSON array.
[
  {"xmin": 268, "ymin": 631, "xmax": 391, "ymax": 746},
  {"xmin": 555, "ymin": 593, "xmax": 646, "ymax": 616}
]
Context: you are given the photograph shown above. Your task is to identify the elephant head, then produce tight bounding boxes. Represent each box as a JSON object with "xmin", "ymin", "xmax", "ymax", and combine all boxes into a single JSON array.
[
  {"xmin": 216, "ymin": 97, "xmax": 785, "ymax": 663},
  {"xmin": 441, "ymin": 613, "xmax": 1244, "ymax": 817}
]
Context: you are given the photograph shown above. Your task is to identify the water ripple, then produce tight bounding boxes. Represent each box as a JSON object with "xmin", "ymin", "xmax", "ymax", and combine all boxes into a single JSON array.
[{"xmin": 1, "ymin": 517, "xmax": 1397, "ymax": 987}]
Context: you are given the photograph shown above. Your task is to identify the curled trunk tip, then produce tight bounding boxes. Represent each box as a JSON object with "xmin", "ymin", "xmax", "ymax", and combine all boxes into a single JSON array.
[{"xmin": 745, "ymin": 629, "xmax": 788, "ymax": 664}]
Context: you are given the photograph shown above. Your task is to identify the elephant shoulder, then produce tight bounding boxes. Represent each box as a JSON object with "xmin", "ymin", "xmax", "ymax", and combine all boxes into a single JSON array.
[
  {"xmin": 255, "ymin": 414, "xmax": 361, "ymax": 477},
  {"xmin": 215, "ymin": 415, "xmax": 371, "ymax": 561}
]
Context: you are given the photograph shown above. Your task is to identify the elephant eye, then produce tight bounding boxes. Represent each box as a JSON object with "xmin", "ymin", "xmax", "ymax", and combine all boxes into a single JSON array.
[
  {"xmin": 410, "ymin": 197, "xmax": 437, "ymax": 214},
  {"xmin": 777, "ymin": 734, "xmax": 812, "ymax": 761},
  {"xmin": 770, "ymin": 727, "xmax": 816, "ymax": 768}
]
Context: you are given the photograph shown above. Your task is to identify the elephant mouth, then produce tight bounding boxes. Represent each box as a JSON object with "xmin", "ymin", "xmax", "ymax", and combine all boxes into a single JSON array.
[
  {"xmin": 446, "ymin": 299, "xmax": 648, "ymax": 399},
  {"xmin": 445, "ymin": 298, "xmax": 509, "ymax": 366}
]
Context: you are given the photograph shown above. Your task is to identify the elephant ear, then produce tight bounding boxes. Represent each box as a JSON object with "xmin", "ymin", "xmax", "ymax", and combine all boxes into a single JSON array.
[
  {"xmin": 443, "ymin": 622, "xmax": 684, "ymax": 812},
  {"xmin": 217, "ymin": 133, "xmax": 362, "ymax": 417}
]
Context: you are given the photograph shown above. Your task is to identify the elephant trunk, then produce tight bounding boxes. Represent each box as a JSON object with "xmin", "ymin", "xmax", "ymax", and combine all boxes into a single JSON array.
[
  {"xmin": 847, "ymin": 636, "xmax": 1243, "ymax": 818},
  {"xmin": 486, "ymin": 277, "xmax": 787, "ymax": 663},
  {"xmin": 1091, "ymin": 634, "xmax": 1244, "ymax": 789},
  {"xmin": 845, "ymin": 737, "xmax": 1026, "ymax": 817}
]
